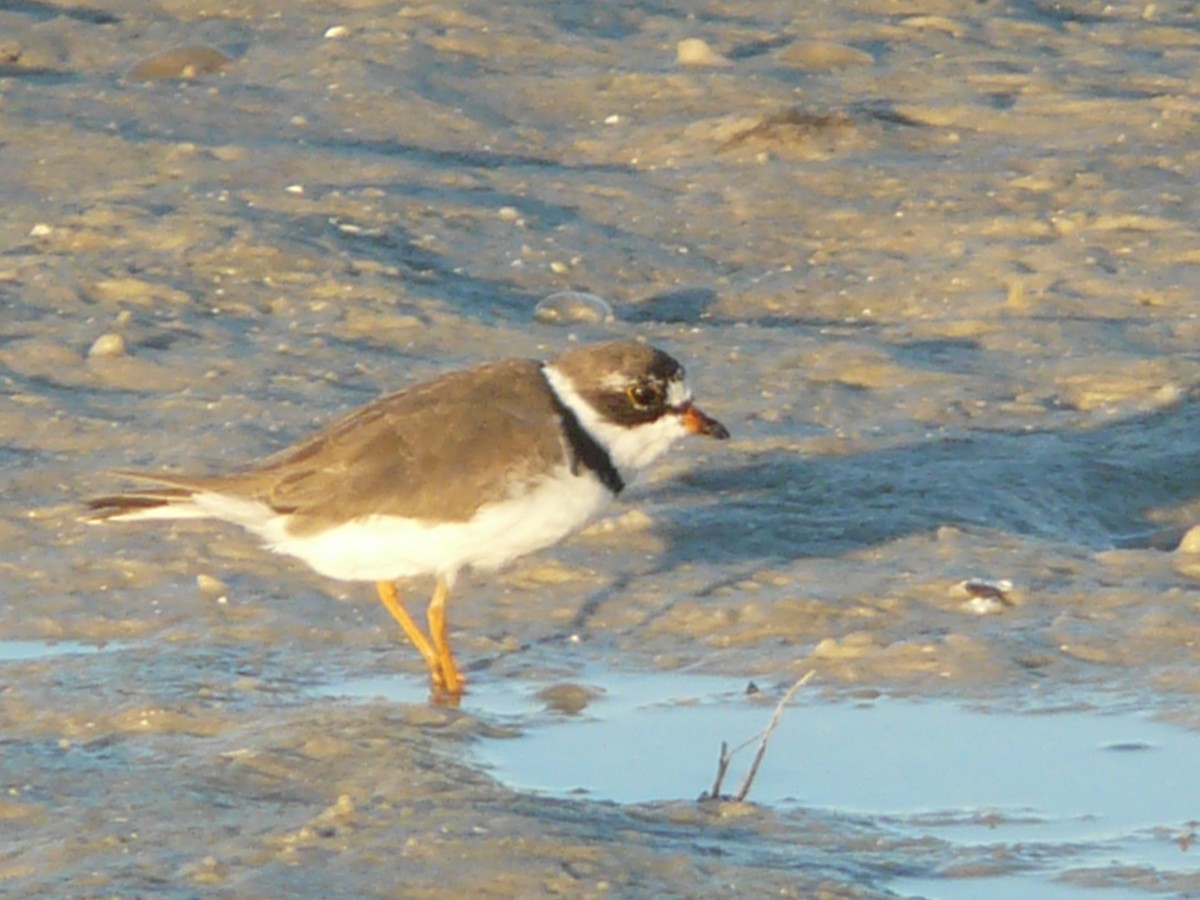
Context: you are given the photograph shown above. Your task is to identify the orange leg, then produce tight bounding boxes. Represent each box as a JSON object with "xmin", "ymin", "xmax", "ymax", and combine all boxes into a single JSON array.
[
  {"xmin": 375, "ymin": 581, "xmax": 447, "ymax": 693},
  {"xmin": 427, "ymin": 576, "xmax": 464, "ymax": 696}
]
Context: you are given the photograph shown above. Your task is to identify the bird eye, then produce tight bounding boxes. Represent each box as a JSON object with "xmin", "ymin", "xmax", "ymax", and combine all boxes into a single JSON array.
[{"xmin": 627, "ymin": 382, "xmax": 662, "ymax": 409}]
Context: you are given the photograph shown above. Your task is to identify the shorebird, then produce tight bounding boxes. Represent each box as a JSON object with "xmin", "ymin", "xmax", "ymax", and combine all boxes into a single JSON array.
[{"xmin": 89, "ymin": 340, "xmax": 729, "ymax": 700}]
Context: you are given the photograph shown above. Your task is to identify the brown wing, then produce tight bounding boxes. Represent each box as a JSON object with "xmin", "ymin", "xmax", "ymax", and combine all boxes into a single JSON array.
[{"xmin": 180, "ymin": 358, "xmax": 569, "ymax": 531}]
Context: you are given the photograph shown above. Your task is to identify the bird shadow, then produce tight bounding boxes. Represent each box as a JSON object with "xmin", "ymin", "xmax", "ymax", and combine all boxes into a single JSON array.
[
  {"xmin": 651, "ymin": 387, "xmax": 1200, "ymax": 573},
  {"xmin": 541, "ymin": 386, "xmax": 1200, "ymax": 647}
]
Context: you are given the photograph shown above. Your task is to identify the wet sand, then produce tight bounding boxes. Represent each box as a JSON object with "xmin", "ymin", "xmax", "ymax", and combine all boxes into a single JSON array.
[{"xmin": 4, "ymin": 0, "xmax": 1200, "ymax": 896}]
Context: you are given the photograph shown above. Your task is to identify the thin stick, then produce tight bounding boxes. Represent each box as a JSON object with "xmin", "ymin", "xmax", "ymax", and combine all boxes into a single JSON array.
[
  {"xmin": 732, "ymin": 670, "xmax": 816, "ymax": 802},
  {"xmin": 708, "ymin": 741, "xmax": 731, "ymax": 799},
  {"xmin": 705, "ymin": 729, "xmax": 765, "ymax": 800}
]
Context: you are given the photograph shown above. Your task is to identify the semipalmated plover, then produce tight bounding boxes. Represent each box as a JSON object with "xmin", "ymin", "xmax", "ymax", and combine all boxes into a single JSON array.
[{"xmin": 89, "ymin": 340, "xmax": 729, "ymax": 700}]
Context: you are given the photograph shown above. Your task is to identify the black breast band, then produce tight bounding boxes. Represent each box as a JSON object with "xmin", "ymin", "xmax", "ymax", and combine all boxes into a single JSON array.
[{"xmin": 545, "ymin": 385, "xmax": 625, "ymax": 496}]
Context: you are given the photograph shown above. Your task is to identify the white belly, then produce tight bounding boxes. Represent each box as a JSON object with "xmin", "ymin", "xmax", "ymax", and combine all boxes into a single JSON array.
[{"xmin": 252, "ymin": 466, "xmax": 615, "ymax": 583}]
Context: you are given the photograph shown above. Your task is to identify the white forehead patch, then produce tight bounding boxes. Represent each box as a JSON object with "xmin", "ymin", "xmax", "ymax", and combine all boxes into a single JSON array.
[
  {"xmin": 598, "ymin": 370, "xmax": 690, "ymax": 408},
  {"xmin": 666, "ymin": 377, "xmax": 691, "ymax": 409}
]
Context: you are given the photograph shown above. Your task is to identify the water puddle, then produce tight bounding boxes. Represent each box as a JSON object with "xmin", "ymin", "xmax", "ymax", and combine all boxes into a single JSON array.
[
  {"xmin": 325, "ymin": 668, "xmax": 1200, "ymax": 898},
  {"xmin": 0, "ymin": 639, "xmax": 128, "ymax": 663}
]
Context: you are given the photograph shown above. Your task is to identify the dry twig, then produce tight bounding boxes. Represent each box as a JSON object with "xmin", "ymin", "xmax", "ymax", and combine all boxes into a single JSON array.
[{"xmin": 701, "ymin": 670, "xmax": 816, "ymax": 802}]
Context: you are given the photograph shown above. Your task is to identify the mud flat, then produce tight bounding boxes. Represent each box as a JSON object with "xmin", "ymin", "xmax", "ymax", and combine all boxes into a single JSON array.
[{"xmin": 4, "ymin": 0, "xmax": 1200, "ymax": 896}]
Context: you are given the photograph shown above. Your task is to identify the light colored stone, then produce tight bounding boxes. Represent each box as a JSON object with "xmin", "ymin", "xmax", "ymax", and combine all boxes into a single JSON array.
[
  {"xmin": 87, "ymin": 333, "xmax": 127, "ymax": 359},
  {"xmin": 1178, "ymin": 525, "xmax": 1200, "ymax": 555},
  {"xmin": 677, "ymin": 38, "xmax": 730, "ymax": 67}
]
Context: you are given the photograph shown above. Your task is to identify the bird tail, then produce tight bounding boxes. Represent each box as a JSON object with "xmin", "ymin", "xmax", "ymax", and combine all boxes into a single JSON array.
[
  {"xmin": 85, "ymin": 472, "xmax": 214, "ymax": 523},
  {"xmin": 86, "ymin": 488, "xmax": 210, "ymax": 522},
  {"xmin": 86, "ymin": 470, "xmax": 277, "ymax": 532}
]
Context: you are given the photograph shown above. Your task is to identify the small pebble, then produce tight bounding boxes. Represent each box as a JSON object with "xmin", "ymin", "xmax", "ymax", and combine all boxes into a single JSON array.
[
  {"xmin": 196, "ymin": 573, "xmax": 229, "ymax": 599},
  {"xmin": 29, "ymin": 223, "xmax": 52, "ymax": 238},
  {"xmin": 952, "ymin": 578, "xmax": 1015, "ymax": 613},
  {"xmin": 953, "ymin": 578, "xmax": 1013, "ymax": 600},
  {"xmin": 1178, "ymin": 526, "xmax": 1200, "ymax": 554},
  {"xmin": 324, "ymin": 25, "xmax": 349, "ymax": 39},
  {"xmin": 87, "ymin": 333, "xmax": 127, "ymax": 359},
  {"xmin": 533, "ymin": 291, "xmax": 615, "ymax": 325},
  {"xmin": 677, "ymin": 38, "xmax": 731, "ymax": 67}
]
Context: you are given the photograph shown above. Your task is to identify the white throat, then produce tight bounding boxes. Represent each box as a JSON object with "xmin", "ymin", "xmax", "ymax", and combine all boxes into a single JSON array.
[{"xmin": 542, "ymin": 363, "xmax": 691, "ymax": 480}]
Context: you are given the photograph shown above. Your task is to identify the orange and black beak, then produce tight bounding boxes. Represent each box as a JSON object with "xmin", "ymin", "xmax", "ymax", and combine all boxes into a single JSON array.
[{"xmin": 680, "ymin": 402, "xmax": 730, "ymax": 440}]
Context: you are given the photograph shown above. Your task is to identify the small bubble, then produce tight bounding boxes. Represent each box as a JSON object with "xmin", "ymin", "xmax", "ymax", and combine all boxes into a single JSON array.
[{"xmin": 533, "ymin": 291, "xmax": 615, "ymax": 326}]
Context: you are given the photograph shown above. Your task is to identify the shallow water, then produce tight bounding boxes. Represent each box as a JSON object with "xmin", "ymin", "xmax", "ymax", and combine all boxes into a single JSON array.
[
  {"xmin": 5, "ymin": 0, "xmax": 1200, "ymax": 895},
  {"xmin": 327, "ymin": 665, "xmax": 1200, "ymax": 898},
  {"xmin": 0, "ymin": 638, "xmax": 128, "ymax": 663}
]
